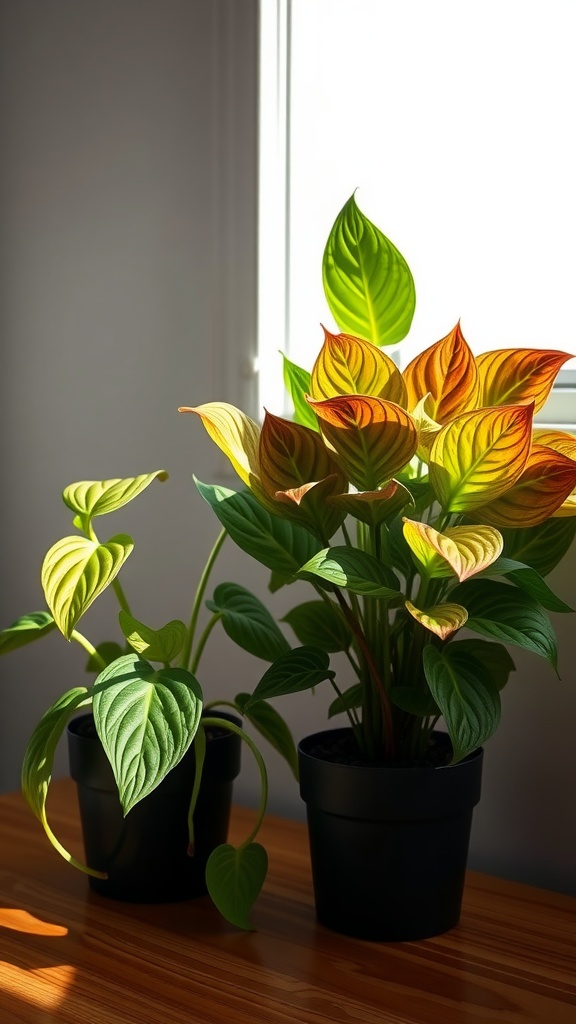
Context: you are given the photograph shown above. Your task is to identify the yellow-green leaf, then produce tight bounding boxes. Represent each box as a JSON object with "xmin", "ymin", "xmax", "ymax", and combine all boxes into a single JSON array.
[
  {"xmin": 476, "ymin": 348, "xmax": 572, "ymax": 413},
  {"xmin": 402, "ymin": 520, "xmax": 503, "ymax": 581},
  {"xmin": 429, "ymin": 404, "xmax": 533, "ymax": 513},
  {"xmin": 63, "ymin": 471, "xmax": 168, "ymax": 522},
  {"xmin": 403, "ymin": 323, "xmax": 480, "ymax": 424},
  {"xmin": 42, "ymin": 535, "xmax": 134, "ymax": 639},
  {"xmin": 180, "ymin": 402, "xmax": 261, "ymax": 489},
  {"xmin": 310, "ymin": 329, "xmax": 407, "ymax": 406},
  {"xmin": 405, "ymin": 600, "xmax": 468, "ymax": 639},
  {"xmin": 410, "ymin": 394, "xmax": 442, "ymax": 462},
  {"xmin": 118, "ymin": 612, "xmax": 188, "ymax": 663}
]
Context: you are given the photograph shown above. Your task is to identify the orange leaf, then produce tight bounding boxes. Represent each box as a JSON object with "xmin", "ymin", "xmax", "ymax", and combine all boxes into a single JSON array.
[
  {"xmin": 403, "ymin": 322, "xmax": 480, "ymax": 423},
  {"xmin": 258, "ymin": 411, "xmax": 347, "ymax": 499},
  {"xmin": 310, "ymin": 328, "xmax": 407, "ymax": 406},
  {"xmin": 476, "ymin": 349, "xmax": 572, "ymax": 414},
  {"xmin": 533, "ymin": 429, "xmax": 576, "ymax": 460},
  {"xmin": 430, "ymin": 404, "xmax": 533, "ymax": 513},
  {"xmin": 308, "ymin": 395, "xmax": 418, "ymax": 491},
  {"xmin": 180, "ymin": 402, "xmax": 260, "ymax": 489},
  {"xmin": 329, "ymin": 481, "xmax": 414, "ymax": 527},
  {"xmin": 472, "ymin": 445, "xmax": 576, "ymax": 527},
  {"xmin": 274, "ymin": 475, "xmax": 348, "ymax": 540},
  {"xmin": 405, "ymin": 600, "xmax": 468, "ymax": 640}
]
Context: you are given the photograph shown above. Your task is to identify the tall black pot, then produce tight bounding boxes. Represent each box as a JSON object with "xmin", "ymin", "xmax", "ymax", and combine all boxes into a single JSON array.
[
  {"xmin": 298, "ymin": 728, "xmax": 483, "ymax": 941},
  {"xmin": 67, "ymin": 711, "xmax": 241, "ymax": 903}
]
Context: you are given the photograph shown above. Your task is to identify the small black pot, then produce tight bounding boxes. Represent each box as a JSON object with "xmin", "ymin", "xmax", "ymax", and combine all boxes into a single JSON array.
[
  {"xmin": 299, "ymin": 728, "xmax": 483, "ymax": 941},
  {"xmin": 68, "ymin": 711, "xmax": 241, "ymax": 903}
]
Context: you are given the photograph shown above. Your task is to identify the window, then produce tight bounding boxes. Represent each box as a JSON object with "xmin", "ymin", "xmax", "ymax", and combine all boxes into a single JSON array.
[{"xmin": 258, "ymin": 0, "xmax": 576, "ymax": 426}]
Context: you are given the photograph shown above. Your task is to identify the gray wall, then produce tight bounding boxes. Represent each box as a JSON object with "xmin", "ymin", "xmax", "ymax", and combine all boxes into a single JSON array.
[{"xmin": 0, "ymin": 0, "xmax": 574, "ymax": 897}]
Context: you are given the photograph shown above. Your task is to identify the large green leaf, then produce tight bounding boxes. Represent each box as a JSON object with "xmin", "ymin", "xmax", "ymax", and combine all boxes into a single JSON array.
[
  {"xmin": 423, "ymin": 645, "xmax": 501, "ymax": 762},
  {"xmin": 0, "ymin": 611, "xmax": 55, "ymax": 656},
  {"xmin": 63, "ymin": 471, "xmax": 168, "ymax": 530},
  {"xmin": 207, "ymin": 583, "xmax": 290, "ymax": 662},
  {"xmin": 195, "ymin": 479, "xmax": 320, "ymax": 577},
  {"xmin": 297, "ymin": 546, "xmax": 400, "ymax": 599},
  {"xmin": 282, "ymin": 599, "xmax": 352, "ymax": 652},
  {"xmin": 446, "ymin": 639, "xmax": 516, "ymax": 691},
  {"xmin": 205, "ymin": 842, "xmax": 268, "ymax": 930},
  {"xmin": 389, "ymin": 686, "xmax": 439, "ymax": 717},
  {"xmin": 118, "ymin": 611, "xmax": 188, "ymax": 663},
  {"xmin": 92, "ymin": 653, "xmax": 203, "ymax": 814},
  {"xmin": 42, "ymin": 534, "xmax": 134, "ymax": 639},
  {"xmin": 21, "ymin": 687, "xmax": 103, "ymax": 875},
  {"xmin": 245, "ymin": 646, "xmax": 334, "ymax": 707},
  {"xmin": 235, "ymin": 692, "xmax": 298, "ymax": 778},
  {"xmin": 322, "ymin": 194, "xmax": 416, "ymax": 348},
  {"xmin": 281, "ymin": 354, "xmax": 318, "ymax": 430},
  {"xmin": 482, "ymin": 558, "xmax": 574, "ymax": 612},
  {"xmin": 500, "ymin": 518, "xmax": 576, "ymax": 577},
  {"xmin": 451, "ymin": 579, "xmax": 558, "ymax": 670}
]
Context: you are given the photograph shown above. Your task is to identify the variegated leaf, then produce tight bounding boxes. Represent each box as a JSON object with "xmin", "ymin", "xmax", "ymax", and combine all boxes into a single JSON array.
[
  {"xmin": 405, "ymin": 600, "xmax": 468, "ymax": 639},
  {"xmin": 403, "ymin": 323, "xmax": 480, "ymax": 423},
  {"xmin": 472, "ymin": 445, "xmax": 576, "ymax": 527},
  {"xmin": 476, "ymin": 349, "xmax": 572, "ymax": 413},
  {"xmin": 429, "ymin": 404, "xmax": 533, "ymax": 513},
  {"xmin": 273, "ymin": 474, "xmax": 347, "ymax": 541},
  {"xmin": 402, "ymin": 520, "xmax": 503, "ymax": 581},
  {"xmin": 42, "ymin": 535, "xmax": 134, "ymax": 639},
  {"xmin": 309, "ymin": 394, "xmax": 418, "ymax": 491},
  {"xmin": 180, "ymin": 402, "xmax": 261, "ymax": 489},
  {"xmin": 258, "ymin": 411, "xmax": 346, "ymax": 497},
  {"xmin": 62, "ymin": 471, "xmax": 168, "ymax": 524},
  {"xmin": 310, "ymin": 328, "xmax": 407, "ymax": 406}
]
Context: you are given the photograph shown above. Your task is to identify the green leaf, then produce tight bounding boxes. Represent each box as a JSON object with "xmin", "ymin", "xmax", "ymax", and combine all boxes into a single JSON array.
[
  {"xmin": 42, "ymin": 534, "xmax": 134, "ymax": 639},
  {"xmin": 92, "ymin": 653, "xmax": 203, "ymax": 814},
  {"xmin": 0, "ymin": 611, "xmax": 56, "ymax": 656},
  {"xmin": 328, "ymin": 684, "xmax": 363, "ymax": 718},
  {"xmin": 235, "ymin": 692, "xmax": 298, "ymax": 778},
  {"xmin": 206, "ymin": 583, "xmax": 290, "ymax": 662},
  {"xmin": 297, "ymin": 546, "xmax": 400, "ymax": 599},
  {"xmin": 21, "ymin": 687, "xmax": 104, "ymax": 876},
  {"xmin": 423, "ymin": 645, "xmax": 501, "ymax": 762},
  {"xmin": 451, "ymin": 579, "xmax": 558, "ymax": 671},
  {"xmin": 195, "ymin": 479, "xmax": 320, "ymax": 577},
  {"xmin": 389, "ymin": 686, "xmax": 440, "ymax": 717},
  {"xmin": 483, "ymin": 558, "xmax": 574, "ymax": 612},
  {"xmin": 85, "ymin": 641, "xmax": 125, "ymax": 672},
  {"xmin": 205, "ymin": 842, "xmax": 268, "ymax": 930},
  {"xmin": 282, "ymin": 600, "xmax": 352, "ymax": 652},
  {"xmin": 447, "ymin": 639, "xmax": 516, "ymax": 691},
  {"xmin": 62, "ymin": 470, "xmax": 168, "ymax": 528},
  {"xmin": 245, "ymin": 646, "xmax": 334, "ymax": 707},
  {"xmin": 118, "ymin": 611, "xmax": 188, "ymax": 663},
  {"xmin": 281, "ymin": 354, "xmax": 318, "ymax": 430},
  {"xmin": 500, "ymin": 518, "xmax": 576, "ymax": 577},
  {"xmin": 322, "ymin": 194, "xmax": 416, "ymax": 347}
]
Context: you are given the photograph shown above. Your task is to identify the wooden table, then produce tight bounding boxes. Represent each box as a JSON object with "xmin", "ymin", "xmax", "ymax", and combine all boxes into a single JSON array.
[{"xmin": 0, "ymin": 780, "xmax": 574, "ymax": 1023}]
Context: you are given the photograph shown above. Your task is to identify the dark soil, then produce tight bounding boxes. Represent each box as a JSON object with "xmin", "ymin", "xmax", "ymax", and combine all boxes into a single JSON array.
[{"xmin": 307, "ymin": 730, "xmax": 453, "ymax": 769}]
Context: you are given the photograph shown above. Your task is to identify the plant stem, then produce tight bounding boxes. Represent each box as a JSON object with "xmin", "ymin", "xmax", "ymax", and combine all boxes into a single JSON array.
[
  {"xmin": 181, "ymin": 528, "xmax": 227, "ymax": 672},
  {"xmin": 112, "ymin": 578, "xmax": 132, "ymax": 616},
  {"xmin": 189, "ymin": 613, "xmax": 221, "ymax": 675},
  {"xmin": 70, "ymin": 630, "xmax": 107, "ymax": 670},
  {"xmin": 202, "ymin": 717, "xmax": 268, "ymax": 848}
]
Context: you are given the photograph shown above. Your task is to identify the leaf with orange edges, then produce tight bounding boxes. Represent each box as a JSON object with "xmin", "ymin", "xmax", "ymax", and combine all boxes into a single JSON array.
[
  {"xmin": 308, "ymin": 395, "xmax": 418, "ymax": 491},
  {"xmin": 310, "ymin": 329, "xmax": 407, "ymax": 406},
  {"xmin": 273, "ymin": 475, "xmax": 347, "ymax": 540},
  {"xmin": 403, "ymin": 323, "xmax": 480, "ymax": 424},
  {"xmin": 402, "ymin": 520, "xmax": 503, "ymax": 581},
  {"xmin": 472, "ymin": 445, "xmax": 576, "ymax": 526},
  {"xmin": 476, "ymin": 349, "xmax": 572, "ymax": 414},
  {"xmin": 180, "ymin": 403, "xmax": 260, "ymax": 489},
  {"xmin": 405, "ymin": 600, "xmax": 468, "ymax": 640},
  {"xmin": 258, "ymin": 411, "xmax": 347, "ymax": 498},
  {"xmin": 533, "ymin": 429, "xmax": 576, "ymax": 460},
  {"xmin": 429, "ymin": 404, "xmax": 533, "ymax": 513},
  {"xmin": 329, "ymin": 481, "xmax": 414, "ymax": 527}
]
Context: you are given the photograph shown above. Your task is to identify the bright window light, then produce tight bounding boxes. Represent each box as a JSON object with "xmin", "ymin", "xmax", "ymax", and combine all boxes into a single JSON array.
[{"xmin": 259, "ymin": 0, "xmax": 576, "ymax": 425}]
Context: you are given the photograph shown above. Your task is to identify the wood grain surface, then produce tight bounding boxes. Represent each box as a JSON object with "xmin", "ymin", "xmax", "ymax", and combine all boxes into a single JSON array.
[{"xmin": 0, "ymin": 779, "xmax": 573, "ymax": 1023}]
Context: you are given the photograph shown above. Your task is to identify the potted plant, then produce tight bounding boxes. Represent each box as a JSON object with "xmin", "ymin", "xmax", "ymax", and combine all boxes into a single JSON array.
[
  {"xmin": 0, "ymin": 470, "xmax": 298, "ymax": 928},
  {"xmin": 183, "ymin": 194, "xmax": 576, "ymax": 940}
]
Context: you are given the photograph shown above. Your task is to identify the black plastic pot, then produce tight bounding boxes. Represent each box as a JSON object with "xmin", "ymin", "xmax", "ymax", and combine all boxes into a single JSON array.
[
  {"xmin": 298, "ymin": 728, "xmax": 483, "ymax": 941},
  {"xmin": 67, "ymin": 711, "xmax": 241, "ymax": 903}
]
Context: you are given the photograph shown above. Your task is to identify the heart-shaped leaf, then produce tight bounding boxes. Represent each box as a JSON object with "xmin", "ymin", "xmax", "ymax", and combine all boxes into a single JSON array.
[
  {"xmin": 245, "ymin": 646, "xmax": 334, "ymax": 707},
  {"xmin": 0, "ymin": 611, "xmax": 55, "ymax": 655},
  {"xmin": 207, "ymin": 583, "xmax": 290, "ymax": 662},
  {"xmin": 282, "ymin": 599, "xmax": 352, "ymax": 652},
  {"xmin": 297, "ymin": 546, "xmax": 400, "ymax": 599},
  {"xmin": 42, "ymin": 534, "xmax": 134, "ymax": 639},
  {"xmin": 181, "ymin": 403, "xmax": 261, "ymax": 489},
  {"xmin": 423, "ymin": 645, "xmax": 501, "ymax": 762},
  {"xmin": 322, "ymin": 194, "xmax": 415, "ymax": 347},
  {"xmin": 63, "ymin": 471, "xmax": 168, "ymax": 527},
  {"xmin": 447, "ymin": 639, "xmax": 516, "ymax": 691},
  {"xmin": 205, "ymin": 842, "xmax": 268, "ymax": 929},
  {"xmin": 476, "ymin": 348, "xmax": 572, "ymax": 413},
  {"xmin": 310, "ymin": 328, "xmax": 407, "ymax": 406},
  {"xmin": 429, "ymin": 404, "xmax": 533, "ymax": 513},
  {"xmin": 405, "ymin": 600, "xmax": 468, "ymax": 639},
  {"xmin": 195, "ymin": 479, "xmax": 320, "ymax": 577},
  {"xmin": 402, "ymin": 520, "xmax": 503, "ymax": 581},
  {"xmin": 235, "ymin": 693, "xmax": 298, "ymax": 778},
  {"xmin": 118, "ymin": 612, "xmax": 188, "ymax": 663},
  {"xmin": 472, "ymin": 445, "xmax": 576, "ymax": 527},
  {"xmin": 281, "ymin": 354, "xmax": 317, "ymax": 430},
  {"xmin": 92, "ymin": 653, "xmax": 203, "ymax": 814},
  {"xmin": 258, "ymin": 411, "xmax": 347, "ymax": 500},
  {"xmin": 403, "ymin": 323, "xmax": 481, "ymax": 423}
]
